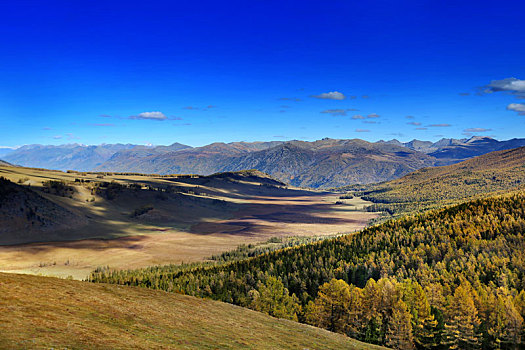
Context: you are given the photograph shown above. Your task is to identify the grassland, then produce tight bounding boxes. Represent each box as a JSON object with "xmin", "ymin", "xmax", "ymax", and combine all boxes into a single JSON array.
[
  {"xmin": 0, "ymin": 272, "xmax": 385, "ymax": 350},
  {"xmin": 0, "ymin": 165, "xmax": 376, "ymax": 279}
]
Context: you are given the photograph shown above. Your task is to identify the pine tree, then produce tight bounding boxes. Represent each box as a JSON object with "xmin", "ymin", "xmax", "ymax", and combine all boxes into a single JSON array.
[
  {"xmin": 251, "ymin": 276, "xmax": 300, "ymax": 321},
  {"xmin": 305, "ymin": 278, "xmax": 352, "ymax": 333},
  {"xmin": 385, "ymin": 299, "xmax": 414, "ymax": 349},
  {"xmin": 443, "ymin": 285, "xmax": 481, "ymax": 349}
]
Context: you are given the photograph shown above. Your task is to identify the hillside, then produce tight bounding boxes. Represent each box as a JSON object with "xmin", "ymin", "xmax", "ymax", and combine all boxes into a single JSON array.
[
  {"xmin": 91, "ymin": 191, "xmax": 525, "ymax": 349},
  {"xmin": 356, "ymin": 146, "xmax": 525, "ymax": 215},
  {"xmin": 0, "ymin": 177, "xmax": 87, "ymax": 243},
  {"xmin": 0, "ymin": 273, "xmax": 383, "ymax": 350},
  {"xmin": 428, "ymin": 136, "xmax": 525, "ymax": 162}
]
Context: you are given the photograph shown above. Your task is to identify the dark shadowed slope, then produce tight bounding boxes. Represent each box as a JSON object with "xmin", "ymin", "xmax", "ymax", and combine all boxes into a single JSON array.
[{"xmin": 0, "ymin": 177, "xmax": 88, "ymax": 244}]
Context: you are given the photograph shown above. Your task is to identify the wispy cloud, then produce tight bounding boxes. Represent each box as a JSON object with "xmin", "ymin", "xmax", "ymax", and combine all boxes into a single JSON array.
[
  {"xmin": 367, "ymin": 113, "xmax": 380, "ymax": 118},
  {"xmin": 53, "ymin": 135, "xmax": 62, "ymax": 139},
  {"xmin": 129, "ymin": 111, "xmax": 168, "ymax": 121},
  {"xmin": 321, "ymin": 108, "xmax": 358, "ymax": 116},
  {"xmin": 183, "ymin": 106, "xmax": 198, "ymax": 110},
  {"xmin": 66, "ymin": 133, "xmax": 79, "ymax": 140},
  {"xmin": 363, "ymin": 120, "xmax": 378, "ymax": 124},
  {"xmin": 427, "ymin": 123, "xmax": 451, "ymax": 127},
  {"xmin": 507, "ymin": 103, "xmax": 525, "ymax": 115},
  {"xmin": 352, "ymin": 115, "xmax": 365, "ymax": 119},
  {"xmin": 415, "ymin": 127, "xmax": 428, "ymax": 130},
  {"xmin": 405, "ymin": 115, "xmax": 415, "ymax": 119},
  {"xmin": 407, "ymin": 121, "xmax": 421, "ymax": 126},
  {"xmin": 90, "ymin": 123, "xmax": 115, "ymax": 127},
  {"xmin": 462, "ymin": 127, "xmax": 492, "ymax": 136},
  {"xmin": 311, "ymin": 91, "xmax": 346, "ymax": 100},
  {"xmin": 458, "ymin": 92, "xmax": 470, "ymax": 96},
  {"xmin": 42, "ymin": 127, "xmax": 52, "ymax": 130},
  {"xmin": 355, "ymin": 128, "xmax": 370, "ymax": 132},
  {"xmin": 464, "ymin": 127, "xmax": 492, "ymax": 133},
  {"xmin": 278, "ymin": 97, "xmax": 302, "ymax": 101}
]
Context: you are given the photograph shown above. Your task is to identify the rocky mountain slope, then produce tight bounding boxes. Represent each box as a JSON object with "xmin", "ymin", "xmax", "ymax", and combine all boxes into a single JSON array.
[{"xmin": 4, "ymin": 137, "xmax": 525, "ymax": 188}]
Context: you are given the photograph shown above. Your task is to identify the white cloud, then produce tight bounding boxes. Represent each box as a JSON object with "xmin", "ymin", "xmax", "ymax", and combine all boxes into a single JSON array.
[
  {"xmin": 507, "ymin": 103, "xmax": 525, "ymax": 115},
  {"xmin": 367, "ymin": 113, "xmax": 380, "ymax": 118},
  {"xmin": 311, "ymin": 91, "xmax": 346, "ymax": 100},
  {"xmin": 352, "ymin": 115, "xmax": 365, "ymax": 119},
  {"xmin": 407, "ymin": 122, "xmax": 421, "ymax": 126},
  {"xmin": 129, "ymin": 111, "xmax": 168, "ymax": 120},
  {"xmin": 486, "ymin": 78, "xmax": 525, "ymax": 93},
  {"xmin": 355, "ymin": 128, "xmax": 370, "ymax": 132}
]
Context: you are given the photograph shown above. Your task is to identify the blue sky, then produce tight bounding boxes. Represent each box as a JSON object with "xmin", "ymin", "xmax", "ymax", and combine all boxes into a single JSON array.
[{"xmin": 1, "ymin": 0, "xmax": 524, "ymax": 147}]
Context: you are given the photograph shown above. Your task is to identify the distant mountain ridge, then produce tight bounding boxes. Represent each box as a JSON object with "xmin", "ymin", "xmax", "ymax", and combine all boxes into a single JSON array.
[
  {"xmin": 3, "ymin": 136, "xmax": 525, "ymax": 188},
  {"xmin": 3, "ymin": 143, "xmax": 137, "ymax": 171}
]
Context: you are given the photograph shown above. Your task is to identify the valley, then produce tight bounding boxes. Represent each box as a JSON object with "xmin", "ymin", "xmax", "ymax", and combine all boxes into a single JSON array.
[
  {"xmin": 0, "ymin": 164, "xmax": 376, "ymax": 279},
  {"xmin": 3, "ymin": 4, "xmax": 524, "ymax": 348}
]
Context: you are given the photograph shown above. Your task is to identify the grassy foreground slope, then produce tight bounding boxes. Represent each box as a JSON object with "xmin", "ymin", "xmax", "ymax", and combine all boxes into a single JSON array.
[{"xmin": 0, "ymin": 273, "xmax": 383, "ymax": 350}]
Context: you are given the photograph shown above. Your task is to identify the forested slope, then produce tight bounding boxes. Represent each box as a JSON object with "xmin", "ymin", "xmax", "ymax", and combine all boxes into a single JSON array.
[
  {"xmin": 91, "ymin": 191, "xmax": 525, "ymax": 349},
  {"xmin": 355, "ymin": 146, "xmax": 525, "ymax": 217}
]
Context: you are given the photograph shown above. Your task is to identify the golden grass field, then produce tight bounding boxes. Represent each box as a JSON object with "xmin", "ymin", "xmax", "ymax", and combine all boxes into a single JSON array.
[
  {"xmin": 0, "ymin": 165, "xmax": 376, "ymax": 279},
  {"xmin": 0, "ymin": 272, "xmax": 386, "ymax": 349}
]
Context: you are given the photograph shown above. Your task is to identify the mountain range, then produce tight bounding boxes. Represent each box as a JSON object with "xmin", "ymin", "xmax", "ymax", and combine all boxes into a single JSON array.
[{"xmin": 3, "ymin": 136, "xmax": 525, "ymax": 188}]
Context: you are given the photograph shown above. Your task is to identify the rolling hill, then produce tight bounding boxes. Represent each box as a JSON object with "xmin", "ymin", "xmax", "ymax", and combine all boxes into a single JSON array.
[
  {"xmin": 0, "ymin": 272, "xmax": 384, "ymax": 350},
  {"xmin": 357, "ymin": 146, "xmax": 525, "ymax": 214},
  {"xmin": 0, "ymin": 177, "xmax": 87, "ymax": 244}
]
